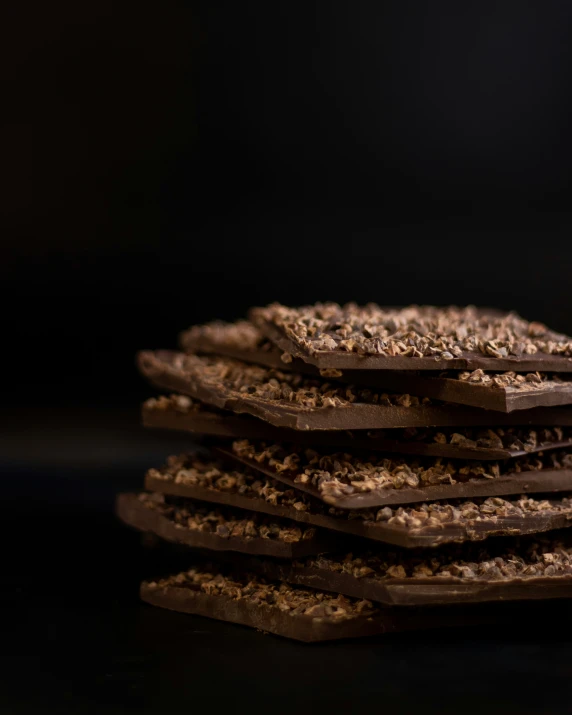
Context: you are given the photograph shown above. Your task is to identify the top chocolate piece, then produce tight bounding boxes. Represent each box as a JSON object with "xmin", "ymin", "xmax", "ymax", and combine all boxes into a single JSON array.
[{"xmin": 250, "ymin": 303, "xmax": 572, "ymax": 371}]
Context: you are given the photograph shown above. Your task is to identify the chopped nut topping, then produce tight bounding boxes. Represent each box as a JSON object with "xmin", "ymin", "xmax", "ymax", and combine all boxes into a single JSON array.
[
  {"xmin": 252, "ymin": 303, "xmax": 572, "ymax": 359},
  {"xmin": 137, "ymin": 492, "xmax": 316, "ymax": 543},
  {"xmin": 319, "ymin": 368, "xmax": 344, "ymax": 378},
  {"xmin": 149, "ymin": 455, "xmax": 572, "ymax": 539},
  {"xmin": 405, "ymin": 426, "xmax": 572, "ymax": 452},
  {"xmin": 158, "ymin": 353, "xmax": 430, "ymax": 410},
  {"xmin": 374, "ymin": 494, "xmax": 572, "ymax": 530},
  {"xmin": 457, "ymin": 369, "xmax": 571, "ymax": 391},
  {"xmin": 144, "ymin": 394, "xmax": 206, "ymax": 414},
  {"xmin": 232, "ymin": 439, "xmax": 572, "ymax": 500},
  {"xmin": 147, "ymin": 454, "xmax": 319, "ymax": 510},
  {"xmin": 145, "ymin": 567, "xmax": 376, "ymax": 621},
  {"xmin": 180, "ymin": 320, "xmax": 265, "ymax": 353},
  {"xmin": 306, "ymin": 536, "xmax": 572, "ymax": 582}
]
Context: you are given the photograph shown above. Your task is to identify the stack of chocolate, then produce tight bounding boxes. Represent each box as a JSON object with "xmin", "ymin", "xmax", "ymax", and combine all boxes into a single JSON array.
[{"xmin": 117, "ymin": 303, "xmax": 572, "ymax": 642}]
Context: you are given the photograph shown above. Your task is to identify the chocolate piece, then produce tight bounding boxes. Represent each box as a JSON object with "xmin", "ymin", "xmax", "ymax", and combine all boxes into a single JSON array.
[
  {"xmin": 179, "ymin": 320, "xmax": 572, "ymax": 412},
  {"xmin": 251, "ymin": 303, "xmax": 572, "ymax": 371},
  {"xmin": 137, "ymin": 351, "xmax": 572, "ymax": 429},
  {"xmin": 116, "ymin": 492, "xmax": 339, "ymax": 558},
  {"xmin": 140, "ymin": 562, "xmax": 572, "ymax": 641},
  {"xmin": 224, "ymin": 440, "xmax": 572, "ymax": 508},
  {"xmin": 340, "ymin": 369, "xmax": 572, "ymax": 413},
  {"xmin": 179, "ymin": 320, "xmax": 288, "ymax": 368},
  {"xmin": 146, "ymin": 454, "xmax": 572, "ymax": 548},
  {"xmin": 238, "ymin": 535, "xmax": 572, "ymax": 606},
  {"xmin": 143, "ymin": 396, "xmax": 572, "ymax": 460},
  {"xmin": 140, "ymin": 567, "xmax": 384, "ymax": 642},
  {"xmin": 437, "ymin": 370, "xmax": 572, "ymax": 412},
  {"xmin": 180, "ymin": 320, "xmax": 264, "ymax": 353},
  {"xmin": 142, "ymin": 394, "xmax": 262, "ymax": 440},
  {"xmin": 138, "ymin": 565, "xmax": 521, "ymax": 642}
]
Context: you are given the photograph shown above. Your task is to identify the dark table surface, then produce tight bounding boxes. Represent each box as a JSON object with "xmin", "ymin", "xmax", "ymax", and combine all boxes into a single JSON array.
[{"xmin": 3, "ymin": 407, "xmax": 572, "ymax": 715}]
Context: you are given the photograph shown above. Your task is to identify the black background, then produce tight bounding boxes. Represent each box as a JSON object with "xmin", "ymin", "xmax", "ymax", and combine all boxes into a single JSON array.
[{"xmin": 4, "ymin": 2, "xmax": 572, "ymax": 712}]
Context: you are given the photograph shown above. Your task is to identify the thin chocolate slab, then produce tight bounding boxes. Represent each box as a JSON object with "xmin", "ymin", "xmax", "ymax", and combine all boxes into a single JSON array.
[
  {"xmin": 143, "ymin": 395, "xmax": 572, "ymax": 460},
  {"xmin": 137, "ymin": 351, "xmax": 572, "ymax": 429},
  {"xmin": 140, "ymin": 566, "xmax": 536, "ymax": 642},
  {"xmin": 223, "ymin": 440, "xmax": 572, "ymax": 509},
  {"xmin": 142, "ymin": 393, "xmax": 334, "ymax": 444},
  {"xmin": 116, "ymin": 492, "xmax": 339, "ymax": 558},
  {"xmin": 180, "ymin": 320, "xmax": 572, "ymax": 412},
  {"xmin": 146, "ymin": 454, "xmax": 572, "ymax": 548},
  {"xmin": 341, "ymin": 368, "xmax": 572, "ymax": 413},
  {"xmin": 142, "ymin": 394, "xmax": 263, "ymax": 440},
  {"xmin": 237, "ymin": 535, "xmax": 572, "ymax": 606},
  {"xmin": 140, "ymin": 562, "xmax": 572, "ymax": 641},
  {"xmin": 251, "ymin": 303, "xmax": 572, "ymax": 372},
  {"xmin": 179, "ymin": 320, "xmax": 291, "ymax": 369},
  {"xmin": 140, "ymin": 567, "xmax": 384, "ymax": 642}
]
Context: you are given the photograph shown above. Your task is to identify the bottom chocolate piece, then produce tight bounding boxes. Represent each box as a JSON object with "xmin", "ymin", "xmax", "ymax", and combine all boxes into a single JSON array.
[
  {"xmin": 140, "ymin": 564, "xmax": 572, "ymax": 642},
  {"xmin": 141, "ymin": 567, "xmax": 382, "ymax": 642}
]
